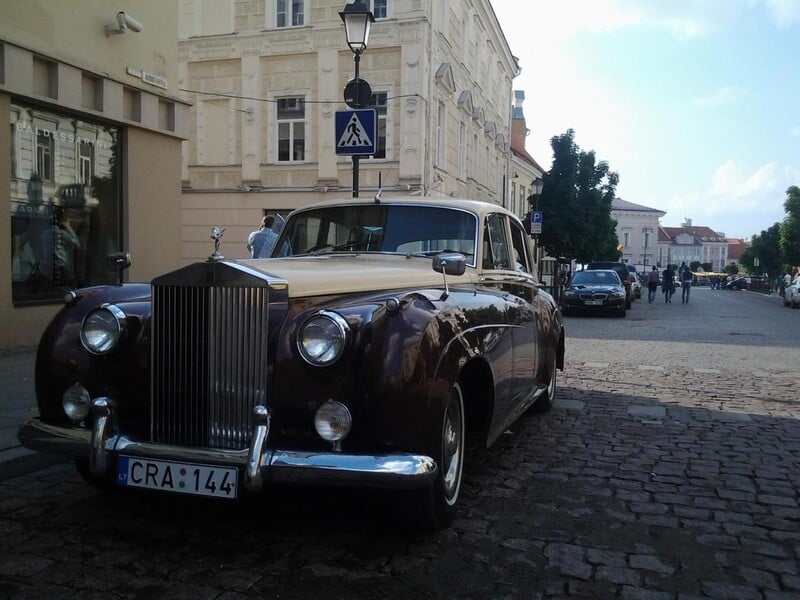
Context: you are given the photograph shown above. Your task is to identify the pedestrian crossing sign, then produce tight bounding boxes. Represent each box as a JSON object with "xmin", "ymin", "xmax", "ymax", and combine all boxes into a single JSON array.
[{"xmin": 335, "ymin": 109, "xmax": 376, "ymax": 155}]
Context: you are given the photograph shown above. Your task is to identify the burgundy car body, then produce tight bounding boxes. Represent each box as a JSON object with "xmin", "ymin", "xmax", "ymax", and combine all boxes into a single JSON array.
[{"xmin": 19, "ymin": 198, "xmax": 565, "ymax": 529}]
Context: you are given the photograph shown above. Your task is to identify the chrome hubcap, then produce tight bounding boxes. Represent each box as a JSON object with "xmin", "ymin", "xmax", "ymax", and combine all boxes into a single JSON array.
[{"xmin": 442, "ymin": 386, "xmax": 464, "ymax": 504}]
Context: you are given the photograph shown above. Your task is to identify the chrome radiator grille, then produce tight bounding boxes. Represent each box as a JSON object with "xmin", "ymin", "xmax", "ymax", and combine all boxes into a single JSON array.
[{"xmin": 151, "ymin": 278, "xmax": 270, "ymax": 450}]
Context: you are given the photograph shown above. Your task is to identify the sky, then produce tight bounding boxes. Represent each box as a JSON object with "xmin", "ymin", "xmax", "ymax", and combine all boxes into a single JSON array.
[{"xmin": 490, "ymin": 0, "xmax": 800, "ymax": 241}]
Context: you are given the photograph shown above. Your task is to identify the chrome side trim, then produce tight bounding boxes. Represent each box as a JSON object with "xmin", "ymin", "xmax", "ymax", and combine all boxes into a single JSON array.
[{"xmin": 18, "ymin": 418, "xmax": 437, "ymax": 491}]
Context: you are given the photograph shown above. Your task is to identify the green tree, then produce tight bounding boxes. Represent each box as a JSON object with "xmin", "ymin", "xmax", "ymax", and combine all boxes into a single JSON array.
[
  {"xmin": 741, "ymin": 223, "xmax": 782, "ymax": 276},
  {"xmin": 780, "ymin": 185, "xmax": 800, "ymax": 266},
  {"xmin": 535, "ymin": 129, "xmax": 619, "ymax": 263}
]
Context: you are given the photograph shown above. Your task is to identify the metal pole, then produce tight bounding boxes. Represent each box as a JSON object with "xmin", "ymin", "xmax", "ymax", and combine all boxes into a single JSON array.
[{"xmin": 352, "ymin": 52, "xmax": 361, "ymax": 198}]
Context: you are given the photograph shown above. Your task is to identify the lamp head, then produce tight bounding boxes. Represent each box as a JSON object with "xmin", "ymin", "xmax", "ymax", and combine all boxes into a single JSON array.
[
  {"xmin": 531, "ymin": 176, "xmax": 544, "ymax": 196},
  {"xmin": 339, "ymin": 0, "xmax": 375, "ymax": 54}
]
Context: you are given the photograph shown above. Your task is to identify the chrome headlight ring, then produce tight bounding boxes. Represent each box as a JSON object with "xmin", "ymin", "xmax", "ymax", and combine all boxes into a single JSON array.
[
  {"xmin": 80, "ymin": 303, "xmax": 128, "ymax": 355},
  {"xmin": 297, "ymin": 310, "xmax": 350, "ymax": 367}
]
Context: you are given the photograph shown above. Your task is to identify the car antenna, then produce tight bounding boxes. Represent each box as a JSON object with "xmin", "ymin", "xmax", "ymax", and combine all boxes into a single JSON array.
[{"xmin": 374, "ymin": 171, "xmax": 382, "ymax": 204}]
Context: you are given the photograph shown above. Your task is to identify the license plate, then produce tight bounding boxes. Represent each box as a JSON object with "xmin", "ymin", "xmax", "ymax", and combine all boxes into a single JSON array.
[
  {"xmin": 117, "ymin": 456, "xmax": 238, "ymax": 499},
  {"xmin": 584, "ymin": 300, "xmax": 602, "ymax": 306}
]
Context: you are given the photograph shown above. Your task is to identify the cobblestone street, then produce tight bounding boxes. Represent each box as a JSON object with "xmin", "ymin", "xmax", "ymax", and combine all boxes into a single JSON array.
[{"xmin": 2, "ymin": 352, "xmax": 799, "ymax": 599}]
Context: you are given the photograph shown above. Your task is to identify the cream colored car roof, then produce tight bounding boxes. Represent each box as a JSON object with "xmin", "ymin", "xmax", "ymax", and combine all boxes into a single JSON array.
[{"xmin": 284, "ymin": 196, "xmax": 519, "ymax": 221}]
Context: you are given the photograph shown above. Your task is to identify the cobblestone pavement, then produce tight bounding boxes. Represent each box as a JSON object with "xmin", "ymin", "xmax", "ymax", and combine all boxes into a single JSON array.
[{"xmin": 2, "ymin": 357, "xmax": 799, "ymax": 599}]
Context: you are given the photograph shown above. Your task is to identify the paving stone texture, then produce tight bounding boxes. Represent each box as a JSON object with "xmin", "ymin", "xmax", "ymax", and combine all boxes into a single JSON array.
[{"xmin": 1, "ymin": 289, "xmax": 799, "ymax": 598}]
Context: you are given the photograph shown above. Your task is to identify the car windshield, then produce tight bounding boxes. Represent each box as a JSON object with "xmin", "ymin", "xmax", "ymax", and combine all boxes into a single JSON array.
[
  {"xmin": 273, "ymin": 204, "xmax": 478, "ymax": 263},
  {"xmin": 571, "ymin": 270, "xmax": 620, "ymax": 285}
]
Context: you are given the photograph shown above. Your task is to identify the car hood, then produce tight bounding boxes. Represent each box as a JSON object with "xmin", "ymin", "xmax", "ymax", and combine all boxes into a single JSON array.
[
  {"xmin": 568, "ymin": 284, "xmax": 622, "ymax": 292},
  {"xmin": 239, "ymin": 254, "xmax": 477, "ymax": 298}
]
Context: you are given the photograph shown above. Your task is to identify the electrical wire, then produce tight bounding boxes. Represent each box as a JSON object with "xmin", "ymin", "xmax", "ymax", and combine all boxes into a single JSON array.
[{"xmin": 178, "ymin": 87, "xmax": 424, "ymax": 105}]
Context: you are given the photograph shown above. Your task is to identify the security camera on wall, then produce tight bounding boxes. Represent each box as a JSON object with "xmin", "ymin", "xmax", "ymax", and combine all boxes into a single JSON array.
[
  {"xmin": 105, "ymin": 11, "xmax": 143, "ymax": 35},
  {"xmin": 117, "ymin": 12, "xmax": 143, "ymax": 32}
]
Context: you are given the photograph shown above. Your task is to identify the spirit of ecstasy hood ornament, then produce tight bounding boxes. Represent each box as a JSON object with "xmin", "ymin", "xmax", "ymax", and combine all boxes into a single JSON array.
[{"xmin": 209, "ymin": 226, "xmax": 226, "ymax": 261}]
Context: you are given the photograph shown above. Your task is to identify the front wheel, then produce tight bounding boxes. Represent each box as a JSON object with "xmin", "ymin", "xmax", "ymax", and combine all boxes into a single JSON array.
[{"xmin": 395, "ymin": 383, "xmax": 465, "ymax": 530}]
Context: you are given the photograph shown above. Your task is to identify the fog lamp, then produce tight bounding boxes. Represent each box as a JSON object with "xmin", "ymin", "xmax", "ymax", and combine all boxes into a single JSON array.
[
  {"xmin": 314, "ymin": 401, "xmax": 352, "ymax": 443},
  {"xmin": 63, "ymin": 384, "xmax": 92, "ymax": 422}
]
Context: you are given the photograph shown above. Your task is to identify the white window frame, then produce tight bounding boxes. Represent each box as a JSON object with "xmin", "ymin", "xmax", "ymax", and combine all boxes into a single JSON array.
[
  {"xmin": 458, "ymin": 121, "xmax": 466, "ymax": 179},
  {"xmin": 77, "ymin": 140, "xmax": 94, "ymax": 184},
  {"xmin": 36, "ymin": 128, "xmax": 55, "ymax": 181},
  {"xmin": 276, "ymin": 96, "xmax": 306, "ymax": 163},
  {"xmin": 367, "ymin": 90, "xmax": 389, "ymax": 160},
  {"xmin": 369, "ymin": 0, "xmax": 389, "ymax": 19},
  {"xmin": 272, "ymin": 0, "xmax": 304, "ymax": 28},
  {"xmin": 435, "ymin": 100, "xmax": 446, "ymax": 167}
]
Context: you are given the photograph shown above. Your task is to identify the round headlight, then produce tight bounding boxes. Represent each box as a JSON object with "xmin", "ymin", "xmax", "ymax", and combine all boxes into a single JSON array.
[
  {"xmin": 63, "ymin": 384, "xmax": 91, "ymax": 422},
  {"xmin": 314, "ymin": 401, "xmax": 352, "ymax": 442},
  {"xmin": 80, "ymin": 304, "xmax": 127, "ymax": 355},
  {"xmin": 297, "ymin": 310, "xmax": 349, "ymax": 366}
]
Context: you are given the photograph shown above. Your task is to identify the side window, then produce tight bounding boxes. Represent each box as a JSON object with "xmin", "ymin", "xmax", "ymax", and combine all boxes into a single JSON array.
[
  {"xmin": 483, "ymin": 213, "xmax": 511, "ymax": 270},
  {"xmin": 509, "ymin": 221, "xmax": 531, "ymax": 274}
]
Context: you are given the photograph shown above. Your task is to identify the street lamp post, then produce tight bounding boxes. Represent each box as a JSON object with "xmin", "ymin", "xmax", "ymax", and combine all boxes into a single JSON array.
[
  {"xmin": 530, "ymin": 176, "xmax": 544, "ymax": 280},
  {"xmin": 340, "ymin": 1, "xmax": 375, "ymax": 198}
]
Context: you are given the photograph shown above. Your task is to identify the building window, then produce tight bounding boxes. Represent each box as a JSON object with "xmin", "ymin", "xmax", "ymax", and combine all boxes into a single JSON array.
[
  {"xmin": 472, "ymin": 133, "xmax": 477, "ymax": 179},
  {"xmin": 367, "ymin": 92, "xmax": 387, "ymax": 159},
  {"xmin": 277, "ymin": 97, "xmax": 305, "ymax": 162},
  {"xmin": 458, "ymin": 121, "xmax": 466, "ymax": 179},
  {"xmin": 77, "ymin": 140, "xmax": 94, "ymax": 184},
  {"xmin": 519, "ymin": 185, "xmax": 526, "ymax": 216},
  {"xmin": 624, "ymin": 232, "xmax": 630, "ymax": 247},
  {"xmin": 10, "ymin": 103, "xmax": 122, "ymax": 304},
  {"xmin": 370, "ymin": 0, "xmax": 387, "ymax": 19},
  {"xmin": 36, "ymin": 130, "xmax": 54, "ymax": 181},
  {"xmin": 276, "ymin": 0, "xmax": 304, "ymax": 27},
  {"xmin": 435, "ymin": 101, "xmax": 446, "ymax": 167}
]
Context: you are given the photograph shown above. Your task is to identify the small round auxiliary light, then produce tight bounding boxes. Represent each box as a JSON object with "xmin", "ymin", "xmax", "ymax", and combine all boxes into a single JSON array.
[
  {"xmin": 314, "ymin": 400, "xmax": 352, "ymax": 443},
  {"xmin": 63, "ymin": 384, "xmax": 92, "ymax": 422}
]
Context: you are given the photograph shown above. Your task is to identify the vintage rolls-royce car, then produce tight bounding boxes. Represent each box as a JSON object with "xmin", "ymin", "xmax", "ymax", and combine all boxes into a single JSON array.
[{"xmin": 19, "ymin": 197, "xmax": 564, "ymax": 529}]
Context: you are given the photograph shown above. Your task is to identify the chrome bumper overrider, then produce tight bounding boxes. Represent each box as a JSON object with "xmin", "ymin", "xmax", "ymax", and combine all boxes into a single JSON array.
[{"xmin": 18, "ymin": 398, "xmax": 437, "ymax": 492}]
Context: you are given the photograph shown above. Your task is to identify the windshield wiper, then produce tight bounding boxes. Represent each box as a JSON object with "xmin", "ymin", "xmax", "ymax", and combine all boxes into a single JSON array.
[{"xmin": 302, "ymin": 240, "xmax": 370, "ymax": 254}]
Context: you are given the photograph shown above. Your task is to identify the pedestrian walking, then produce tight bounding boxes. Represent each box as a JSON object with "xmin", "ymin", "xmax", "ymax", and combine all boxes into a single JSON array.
[
  {"xmin": 247, "ymin": 215, "xmax": 278, "ymax": 258},
  {"xmin": 679, "ymin": 262, "xmax": 693, "ymax": 303},
  {"xmin": 647, "ymin": 265, "xmax": 659, "ymax": 302},
  {"xmin": 662, "ymin": 265, "xmax": 675, "ymax": 303}
]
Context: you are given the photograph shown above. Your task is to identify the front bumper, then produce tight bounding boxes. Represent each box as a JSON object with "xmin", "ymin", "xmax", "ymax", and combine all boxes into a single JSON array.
[
  {"xmin": 562, "ymin": 297, "xmax": 625, "ymax": 310},
  {"xmin": 18, "ymin": 398, "xmax": 437, "ymax": 492}
]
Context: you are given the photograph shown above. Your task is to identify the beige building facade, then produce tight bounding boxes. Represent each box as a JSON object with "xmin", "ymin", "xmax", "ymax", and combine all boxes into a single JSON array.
[
  {"xmin": 611, "ymin": 198, "xmax": 666, "ymax": 271},
  {"xmin": 0, "ymin": 1, "xmax": 190, "ymax": 351},
  {"xmin": 178, "ymin": 0, "xmax": 520, "ymax": 261}
]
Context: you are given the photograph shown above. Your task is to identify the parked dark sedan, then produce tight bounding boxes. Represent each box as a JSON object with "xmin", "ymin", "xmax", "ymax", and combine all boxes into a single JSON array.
[
  {"xmin": 18, "ymin": 197, "xmax": 565, "ymax": 530},
  {"xmin": 586, "ymin": 261, "xmax": 633, "ymax": 308},
  {"xmin": 561, "ymin": 269, "xmax": 627, "ymax": 317}
]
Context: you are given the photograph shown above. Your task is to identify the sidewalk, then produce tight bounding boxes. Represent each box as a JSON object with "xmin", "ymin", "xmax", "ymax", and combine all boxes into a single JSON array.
[{"xmin": 0, "ymin": 348, "xmax": 66, "ymax": 480}]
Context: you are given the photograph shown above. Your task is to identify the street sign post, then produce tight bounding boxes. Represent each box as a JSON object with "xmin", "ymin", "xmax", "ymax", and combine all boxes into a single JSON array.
[{"xmin": 530, "ymin": 210, "xmax": 542, "ymax": 235}]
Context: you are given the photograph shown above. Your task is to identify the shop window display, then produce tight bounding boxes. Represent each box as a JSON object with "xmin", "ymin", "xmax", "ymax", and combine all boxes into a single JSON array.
[{"xmin": 10, "ymin": 103, "xmax": 121, "ymax": 304}]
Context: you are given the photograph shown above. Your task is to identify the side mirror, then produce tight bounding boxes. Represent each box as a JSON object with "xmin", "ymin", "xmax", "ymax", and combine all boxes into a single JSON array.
[
  {"xmin": 107, "ymin": 252, "xmax": 132, "ymax": 271},
  {"xmin": 432, "ymin": 252, "xmax": 467, "ymax": 276},
  {"xmin": 432, "ymin": 252, "xmax": 467, "ymax": 301}
]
